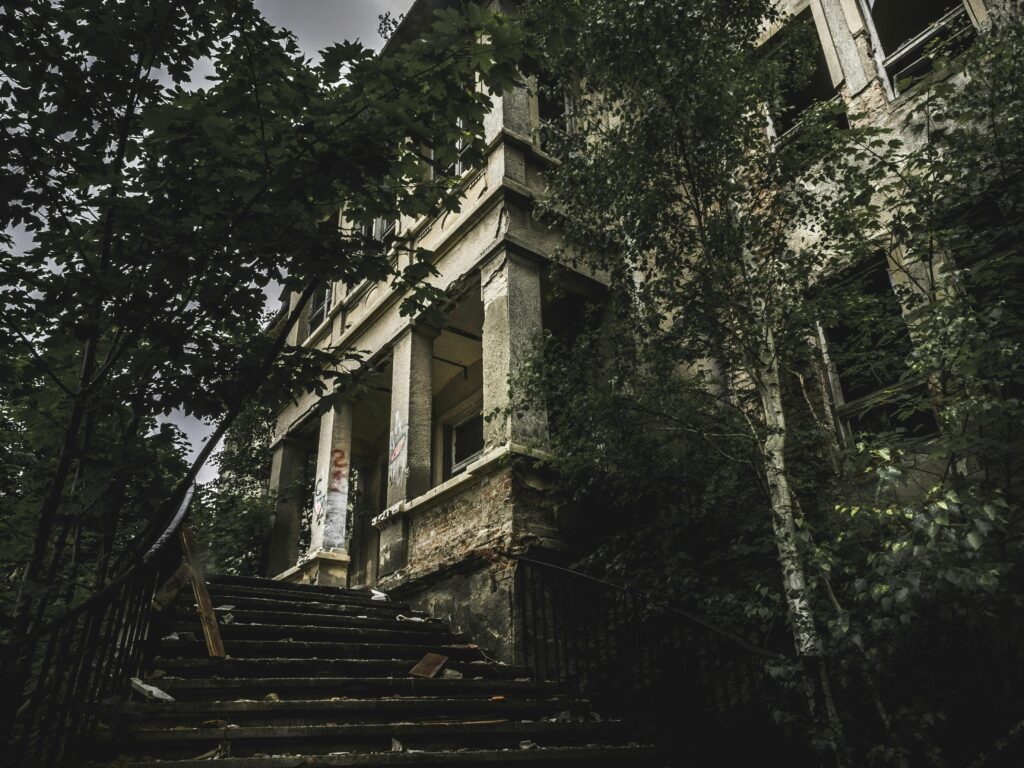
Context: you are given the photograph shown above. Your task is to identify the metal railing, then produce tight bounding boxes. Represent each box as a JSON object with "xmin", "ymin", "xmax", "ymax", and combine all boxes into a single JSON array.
[
  {"xmin": 515, "ymin": 555, "xmax": 803, "ymax": 762},
  {"xmin": 0, "ymin": 486, "xmax": 196, "ymax": 767}
]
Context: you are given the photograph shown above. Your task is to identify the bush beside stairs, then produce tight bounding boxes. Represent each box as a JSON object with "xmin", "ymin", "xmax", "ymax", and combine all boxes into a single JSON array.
[{"xmin": 88, "ymin": 574, "xmax": 656, "ymax": 767}]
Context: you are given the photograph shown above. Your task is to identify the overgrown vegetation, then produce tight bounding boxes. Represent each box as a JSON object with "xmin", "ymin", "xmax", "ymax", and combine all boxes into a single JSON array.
[{"xmin": 521, "ymin": 1, "xmax": 1024, "ymax": 764}]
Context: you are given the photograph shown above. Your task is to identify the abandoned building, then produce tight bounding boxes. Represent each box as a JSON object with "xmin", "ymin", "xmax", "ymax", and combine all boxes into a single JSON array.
[
  {"xmin": 262, "ymin": 0, "xmax": 998, "ymax": 661},
  {"xmin": 4, "ymin": 1, "xmax": 1017, "ymax": 766}
]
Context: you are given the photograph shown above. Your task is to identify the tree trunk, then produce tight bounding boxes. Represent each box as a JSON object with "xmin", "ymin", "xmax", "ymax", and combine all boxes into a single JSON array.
[{"xmin": 757, "ymin": 330, "xmax": 847, "ymax": 764}]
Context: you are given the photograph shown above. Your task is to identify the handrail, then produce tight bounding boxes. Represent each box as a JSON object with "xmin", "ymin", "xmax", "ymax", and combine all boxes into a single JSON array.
[
  {"xmin": 514, "ymin": 555, "xmax": 784, "ymax": 659},
  {"xmin": 0, "ymin": 484, "xmax": 198, "ymax": 767},
  {"xmin": 4, "ymin": 485, "xmax": 195, "ymax": 655},
  {"xmin": 514, "ymin": 554, "xmax": 801, "ymax": 761}
]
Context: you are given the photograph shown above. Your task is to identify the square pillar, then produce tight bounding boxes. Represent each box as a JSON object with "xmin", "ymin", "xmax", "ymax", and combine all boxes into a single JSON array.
[
  {"xmin": 266, "ymin": 437, "xmax": 306, "ymax": 577},
  {"xmin": 310, "ymin": 398, "xmax": 354, "ymax": 555},
  {"xmin": 378, "ymin": 323, "xmax": 436, "ymax": 575},
  {"xmin": 481, "ymin": 249, "xmax": 547, "ymax": 450},
  {"xmin": 818, "ymin": 0, "xmax": 870, "ymax": 95}
]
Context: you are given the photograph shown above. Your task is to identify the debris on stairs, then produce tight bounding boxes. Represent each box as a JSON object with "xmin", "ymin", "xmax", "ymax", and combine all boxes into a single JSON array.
[{"xmin": 87, "ymin": 574, "xmax": 655, "ymax": 767}]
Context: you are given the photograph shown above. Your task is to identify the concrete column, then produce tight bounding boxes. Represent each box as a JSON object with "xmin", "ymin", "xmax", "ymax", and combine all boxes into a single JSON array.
[
  {"xmin": 386, "ymin": 324, "xmax": 435, "ymax": 506},
  {"xmin": 310, "ymin": 398, "xmax": 354, "ymax": 554},
  {"xmin": 265, "ymin": 437, "xmax": 306, "ymax": 577},
  {"xmin": 480, "ymin": 249, "xmax": 547, "ymax": 450},
  {"xmin": 378, "ymin": 323, "xmax": 436, "ymax": 575},
  {"xmin": 819, "ymin": 0, "xmax": 870, "ymax": 96}
]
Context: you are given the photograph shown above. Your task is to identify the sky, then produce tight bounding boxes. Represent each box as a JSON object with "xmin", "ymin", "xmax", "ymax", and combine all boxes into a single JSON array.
[{"xmin": 173, "ymin": 0, "xmax": 416, "ymax": 482}]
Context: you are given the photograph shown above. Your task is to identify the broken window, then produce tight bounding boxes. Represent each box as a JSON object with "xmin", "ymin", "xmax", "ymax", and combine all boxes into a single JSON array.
[
  {"xmin": 445, "ymin": 410, "xmax": 484, "ymax": 478},
  {"xmin": 306, "ymin": 282, "xmax": 332, "ymax": 335},
  {"xmin": 862, "ymin": 0, "xmax": 973, "ymax": 94},
  {"xmin": 820, "ymin": 252, "xmax": 937, "ymax": 439},
  {"xmin": 762, "ymin": 8, "xmax": 844, "ymax": 138}
]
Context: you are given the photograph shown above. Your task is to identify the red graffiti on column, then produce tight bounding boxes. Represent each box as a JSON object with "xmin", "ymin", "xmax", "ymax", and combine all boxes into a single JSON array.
[{"xmin": 329, "ymin": 448, "xmax": 348, "ymax": 492}]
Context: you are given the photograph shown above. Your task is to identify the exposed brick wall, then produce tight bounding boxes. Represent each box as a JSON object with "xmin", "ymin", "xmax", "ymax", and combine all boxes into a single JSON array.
[{"xmin": 406, "ymin": 467, "xmax": 516, "ymax": 578}]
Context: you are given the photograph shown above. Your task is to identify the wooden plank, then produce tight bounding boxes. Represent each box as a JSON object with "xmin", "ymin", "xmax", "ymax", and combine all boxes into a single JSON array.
[
  {"xmin": 179, "ymin": 525, "xmax": 226, "ymax": 658},
  {"xmin": 409, "ymin": 653, "xmax": 448, "ymax": 678}
]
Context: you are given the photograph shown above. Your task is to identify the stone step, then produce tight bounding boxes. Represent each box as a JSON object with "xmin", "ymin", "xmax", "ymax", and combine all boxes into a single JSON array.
[
  {"xmin": 153, "ymin": 639, "xmax": 485, "ymax": 662},
  {"xmin": 209, "ymin": 574, "xmax": 376, "ymax": 598},
  {"xmin": 156, "ymin": 676, "xmax": 560, "ymax": 702},
  {"xmin": 92, "ymin": 745, "xmax": 657, "ymax": 767},
  {"xmin": 175, "ymin": 594, "xmax": 421, "ymax": 619},
  {"xmin": 116, "ymin": 696, "xmax": 579, "ymax": 727},
  {"xmin": 100, "ymin": 721, "xmax": 631, "ymax": 760},
  {"xmin": 163, "ymin": 621, "xmax": 461, "ymax": 645},
  {"xmin": 149, "ymin": 657, "xmax": 530, "ymax": 680},
  {"xmin": 202, "ymin": 583, "xmax": 403, "ymax": 612},
  {"xmin": 167, "ymin": 609, "xmax": 442, "ymax": 634}
]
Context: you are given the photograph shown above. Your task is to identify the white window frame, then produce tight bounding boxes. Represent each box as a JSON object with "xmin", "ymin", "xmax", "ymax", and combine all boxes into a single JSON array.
[{"xmin": 448, "ymin": 408, "xmax": 484, "ymax": 476}]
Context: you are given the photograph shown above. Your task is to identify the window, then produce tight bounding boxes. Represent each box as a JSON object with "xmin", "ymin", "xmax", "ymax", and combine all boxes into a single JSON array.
[
  {"xmin": 424, "ymin": 119, "xmax": 471, "ymax": 180},
  {"xmin": 536, "ymin": 74, "xmax": 576, "ymax": 147},
  {"xmin": 307, "ymin": 282, "xmax": 332, "ymax": 336},
  {"xmin": 450, "ymin": 118, "xmax": 469, "ymax": 177},
  {"xmin": 444, "ymin": 410, "xmax": 484, "ymax": 478},
  {"xmin": 820, "ymin": 252, "xmax": 937, "ymax": 438},
  {"xmin": 360, "ymin": 217, "xmax": 396, "ymax": 245},
  {"xmin": 860, "ymin": 0, "xmax": 973, "ymax": 94},
  {"xmin": 767, "ymin": 9, "xmax": 843, "ymax": 137}
]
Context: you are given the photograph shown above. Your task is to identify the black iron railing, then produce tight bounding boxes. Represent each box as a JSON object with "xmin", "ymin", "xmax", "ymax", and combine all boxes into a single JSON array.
[
  {"xmin": 515, "ymin": 555, "xmax": 802, "ymax": 761},
  {"xmin": 0, "ymin": 486, "xmax": 196, "ymax": 767}
]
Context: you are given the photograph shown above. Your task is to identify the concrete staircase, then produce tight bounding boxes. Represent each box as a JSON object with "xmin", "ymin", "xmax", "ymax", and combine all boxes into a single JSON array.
[{"xmin": 92, "ymin": 574, "xmax": 655, "ymax": 767}]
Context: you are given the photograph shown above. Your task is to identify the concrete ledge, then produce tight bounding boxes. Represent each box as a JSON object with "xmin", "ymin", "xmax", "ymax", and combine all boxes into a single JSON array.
[{"xmin": 370, "ymin": 443, "xmax": 550, "ymax": 530}]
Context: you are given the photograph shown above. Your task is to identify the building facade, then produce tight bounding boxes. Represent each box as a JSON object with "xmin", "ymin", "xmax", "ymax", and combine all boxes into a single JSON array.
[{"xmin": 264, "ymin": 0, "xmax": 1001, "ymax": 663}]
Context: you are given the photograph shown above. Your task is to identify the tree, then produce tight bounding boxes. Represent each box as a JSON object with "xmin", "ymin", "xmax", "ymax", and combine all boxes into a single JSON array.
[
  {"xmin": 0, "ymin": 0, "xmax": 531, "ymax": 641},
  {"xmin": 524, "ymin": 1, "xmax": 1024, "ymax": 763},
  {"xmin": 190, "ymin": 397, "xmax": 276, "ymax": 577}
]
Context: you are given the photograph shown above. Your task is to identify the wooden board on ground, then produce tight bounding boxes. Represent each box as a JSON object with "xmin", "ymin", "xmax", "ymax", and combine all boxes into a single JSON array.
[{"xmin": 409, "ymin": 653, "xmax": 449, "ymax": 678}]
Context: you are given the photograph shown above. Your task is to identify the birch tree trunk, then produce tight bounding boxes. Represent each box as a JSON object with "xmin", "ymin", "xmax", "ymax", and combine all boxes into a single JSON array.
[{"xmin": 757, "ymin": 328, "xmax": 847, "ymax": 764}]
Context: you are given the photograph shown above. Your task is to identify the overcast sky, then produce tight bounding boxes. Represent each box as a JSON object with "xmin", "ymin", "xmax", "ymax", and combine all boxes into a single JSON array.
[{"xmin": 175, "ymin": 0, "xmax": 416, "ymax": 482}]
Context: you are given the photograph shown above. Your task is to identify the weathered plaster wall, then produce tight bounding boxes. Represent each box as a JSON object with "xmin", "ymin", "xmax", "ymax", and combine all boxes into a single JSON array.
[{"xmin": 398, "ymin": 557, "xmax": 519, "ymax": 662}]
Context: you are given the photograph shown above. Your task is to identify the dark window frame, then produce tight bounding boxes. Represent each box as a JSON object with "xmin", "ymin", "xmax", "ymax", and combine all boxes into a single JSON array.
[
  {"xmin": 818, "ymin": 252, "xmax": 938, "ymax": 442},
  {"xmin": 859, "ymin": 0, "xmax": 975, "ymax": 96}
]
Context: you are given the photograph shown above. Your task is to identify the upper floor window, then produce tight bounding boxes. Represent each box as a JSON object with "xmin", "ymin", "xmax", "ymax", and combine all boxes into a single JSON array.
[
  {"xmin": 819, "ymin": 252, "xmax": 937, "ymax": 440},
  {"xmin": 422, "ymin": 117, "xmax": 473, "ymax": 182},
  {"xmin": 536, "ymin": 74, "xmax": 576, "ymax": 149},
  {"xmin": 360, "ymin": 217, "xmax": 397, "ymax": 245},
  {"xmin": 766, "ymin": 8, "xmax": 843, "ymax": 138},
  {"xmin": 860, "ymin": 0, "xmax": 974, "ymax": 95},
  {"xmin": 307, "ymin": 282, "xmax": 332, "ymax": 335}
]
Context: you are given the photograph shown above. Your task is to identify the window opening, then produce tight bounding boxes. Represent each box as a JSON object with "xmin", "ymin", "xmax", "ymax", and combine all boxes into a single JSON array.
[
  {"xmin": 359, "ymin": 217, "xmax": 396, "ymax": 245},
  {"xmin": 821, "ymin": 252, "xmax": 937, "ymax": 438},
  {"xmin": 768, "ymin": 8, "xmax": 843, "ymax": 137},
  {"xmin": 307, "ymin": 282, "xmax": 331, "ymax": 334},
  {"xmin": 445, "ymin": 410, "xmax": 484, "ymax": 478},
  {"xmin": 537, "ymin": 74, "xmax": 575, "ymax": 147},
  {"xmin": 862, "ymin": 0, "xmax": 973, "ymax": 93}
]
